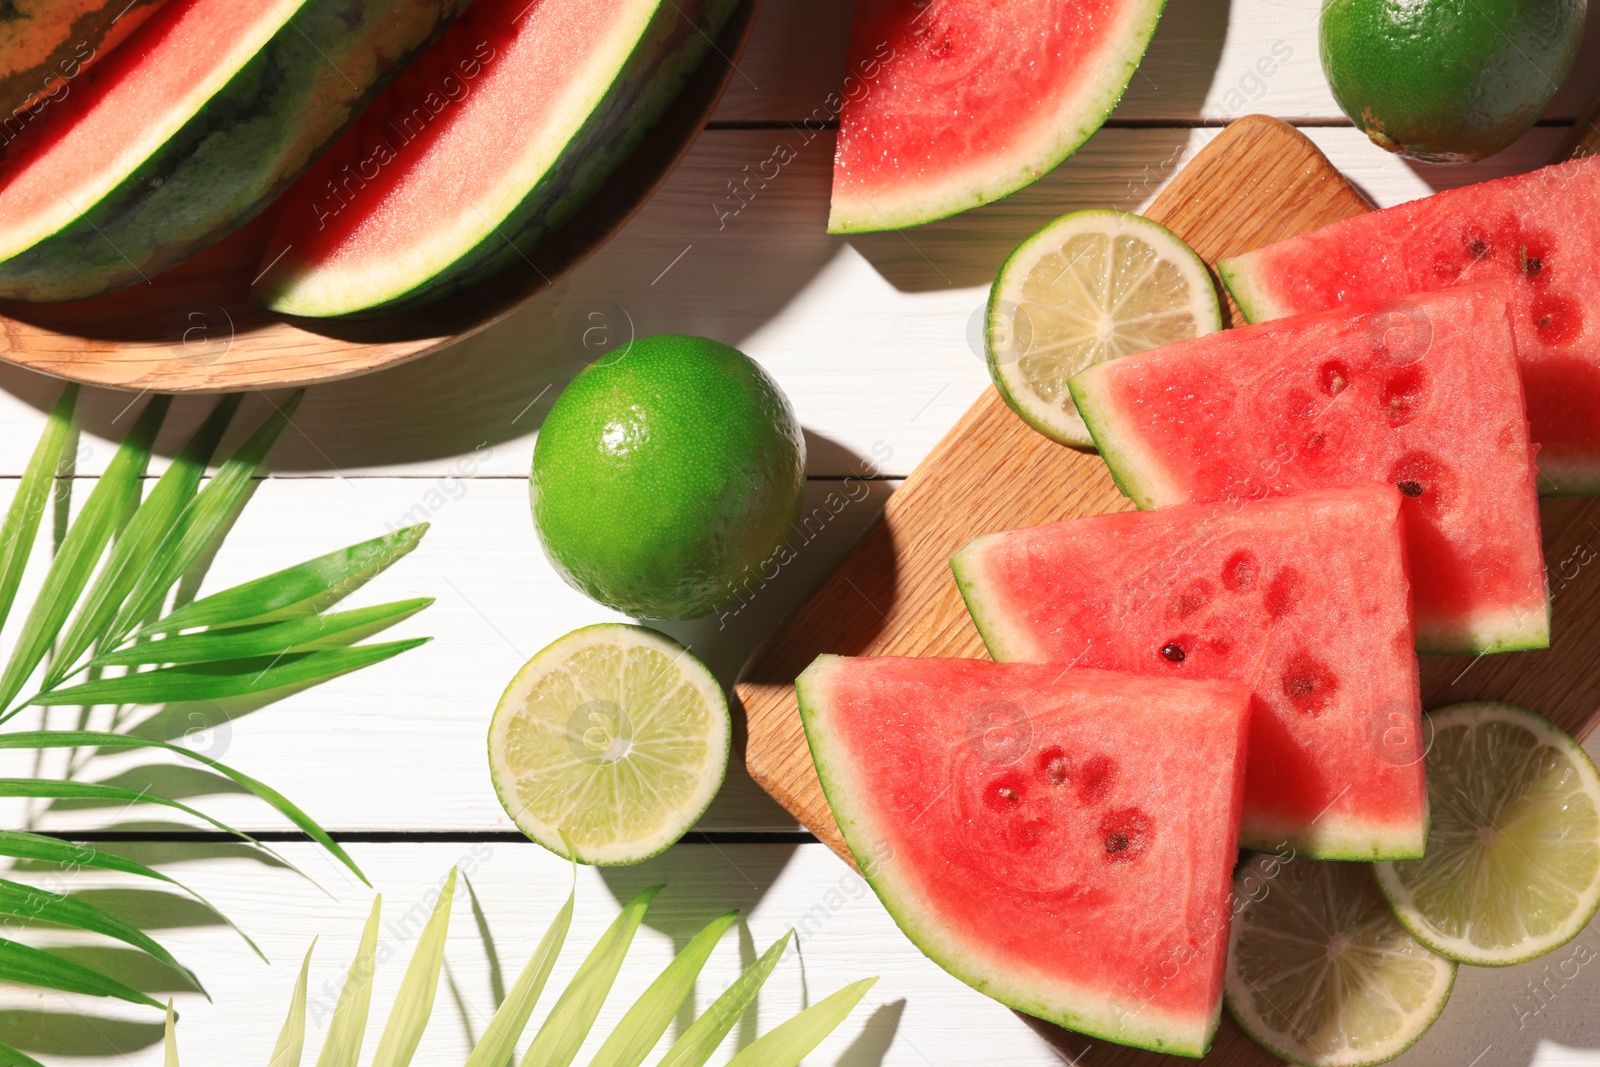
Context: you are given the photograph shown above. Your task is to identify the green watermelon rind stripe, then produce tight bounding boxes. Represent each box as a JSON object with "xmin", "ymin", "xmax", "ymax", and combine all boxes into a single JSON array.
[
  {"xmin": 0, "ymin": 0, "xmax": 169, "ymax": 119},
  {"xmin": 1214, "ymin": 253, "xmax": 1293, "ymax": 325},
  {"xmin": 797, "ymin": 655, "xmax": 1219, "ymax": 1059},
  {"xmin": 259, "ymin": 0, "xmax": 745, "ymax": 318},
  {"xmin": 0, "ymin": 0, "xmax": 470, "ymax": 302},
  {"xmin": 826, "ymin": 0, "xmax": 1168, "ymax": 235},
  {"xmin": 948, "ymin": 538, "xmax": 1038, "ymax": 664},
  {"xmin": 1067, "ymin": 367, "xmax": 1175, "ymax": 511}
]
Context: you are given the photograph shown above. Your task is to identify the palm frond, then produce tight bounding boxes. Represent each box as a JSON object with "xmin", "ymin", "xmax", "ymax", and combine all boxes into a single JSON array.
[
  {"xmin": 0, "ymin": 388, "xmax": 433, "ymax": 1022},
  {"xmin": 155, "ymin": 873, "xmax": 874, "ymax": 1067}
]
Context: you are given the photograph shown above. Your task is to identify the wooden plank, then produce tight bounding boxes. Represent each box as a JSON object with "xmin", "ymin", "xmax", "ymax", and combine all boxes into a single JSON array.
[
  {"xmin": 0, "ymin": 129, "xmax": 1572, "ymax": 483},
  {"xmin": 5, "ymin": 838, "xmax": 1598, "ymax": 1065},
  {"xmin": 0, "ymin": 476, "xmax": 893, "ymax": 835},
  {"xmin": 713, "ymin": 0, "xmax": 1600, "ymax": 126}
]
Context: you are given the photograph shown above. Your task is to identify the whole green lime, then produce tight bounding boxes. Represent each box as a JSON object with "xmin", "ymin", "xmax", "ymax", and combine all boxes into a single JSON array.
[
  {"xmin": 531, "ymin": 335, "xmax": 805, "ymax": 619},
  {"xmin": 1321, "ymin": 0, "xmax": 1583, "ymax": 163}
]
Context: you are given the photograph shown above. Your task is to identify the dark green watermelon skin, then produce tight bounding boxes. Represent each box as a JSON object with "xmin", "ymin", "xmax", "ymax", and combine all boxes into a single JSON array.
[
  {"xmin": 0, "ymin": 0, "xmax": 172, "ymax": 123},
  {"xmin": 337, "ymin": 0, "xmax": 745, "ymax": 316},
  {"xmin": 0, "ymin": 0, "xmax": 472, "ymax": 302}
]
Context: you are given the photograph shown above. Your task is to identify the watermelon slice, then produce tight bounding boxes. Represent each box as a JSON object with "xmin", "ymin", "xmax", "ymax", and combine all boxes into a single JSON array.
[
  {"xmin": 798, "ymin": 655, "xmax": 1251, "ymax": 1057},
  {"xmin": 1216, "ymin": 155, "xmax": 1600, "ymax": 494},
  {"xmin": 0, "ymin": 0, "xmax": 466, "ymax": 301},
  {"xmin": 827, "ymin": 0, "xmax": 1164, "ymax": 233},
  {"xmin": 952, "ymin": 485, "xmax": 1427, "ymax": 860},
  {"xmin": 253, "ymin": 0, "xmax": 741, "ymax": 317},
  {"xmin": 1070, "ymin": 284, "xmax": 1548, "ymax": 656}
]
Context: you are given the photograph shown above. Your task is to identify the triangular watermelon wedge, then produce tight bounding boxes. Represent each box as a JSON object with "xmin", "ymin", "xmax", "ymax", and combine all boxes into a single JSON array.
[
  {"xmin": 827, "ymin": 0, "xmax": 1164, "ymax": 233},
  {"xmin": 953, "ymin": 485, "xmax": 1427, "ymax": 860},
  {"xmin": 798, "ymin": 655, "xmax": 1251, "ymax": 1057},
  {"xmin": 1070, "ymin": 283, "xmax": 1548, "ymax": 656},
  {"xmin": 1217, "ymin": 155, "xmax": 1600, "ymax": 494}
]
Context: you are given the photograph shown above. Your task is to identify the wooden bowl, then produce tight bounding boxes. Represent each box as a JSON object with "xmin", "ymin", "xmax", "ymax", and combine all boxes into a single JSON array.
[{"xmin": 0, "ymin": 0, "xmax": 763, "ymax": 394}]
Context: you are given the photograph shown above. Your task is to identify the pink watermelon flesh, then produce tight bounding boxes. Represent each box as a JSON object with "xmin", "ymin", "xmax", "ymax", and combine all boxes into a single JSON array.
[
  {"xmin": 952, "ymin": 485, "xmax": 1426, "ymax": 860},
  {"xmin": 1217, "ymin": 155, "xmax": 1600, "ymax": 494},
  {"xmin": 798, "ymin": 655, "xmax": 1251, "ymax": 1057},
  {"xmin": 827, "ymin": 0, "xmax": 1163, "ymax": 233},
  {"xmin": 1070, "ymin": 283, "xmax": 1548, "ymax": 656}
]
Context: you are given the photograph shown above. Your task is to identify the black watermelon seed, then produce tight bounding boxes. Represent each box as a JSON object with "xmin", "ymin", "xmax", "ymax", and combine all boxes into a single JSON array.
[
  {"xmin": 1397, "ymin": 480, "xmax": 1424, "ymax": 497},
  {"xmin": 1161, "ymin": 643, "xmax": 1185, "ymax": 663}
]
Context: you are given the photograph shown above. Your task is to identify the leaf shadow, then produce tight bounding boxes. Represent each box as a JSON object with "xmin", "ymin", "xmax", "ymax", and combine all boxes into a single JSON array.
[
  {"xmin": 835, "ymin": 998, "xmax": 904, "ymax": 1067},
  {"xmin": 35, "ymin": 944, "xmax": 198, "ymax": 995},
  {"xmin": 0, "ymin": 1010, "xmax": 164, "ymax": 1057},
  {"xmin": 65, "ymin": 887, "xmax": 229, "ymax": 931}
]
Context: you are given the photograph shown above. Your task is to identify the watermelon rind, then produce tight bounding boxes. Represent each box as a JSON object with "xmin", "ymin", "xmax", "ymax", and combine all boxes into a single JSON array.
[
  {"xmin": 0, "ymin": 0, "xmax": 170, "ymax": 119},
  {"xmin": 1214, "ymin": 254, "xmax": 1292, "ymax": 325},
  {"xmin": 798, "ymin": 654, "xmax": 1220, "ymax": 1058},
  {"xmin": 0, "ymin": 0, "xmax": 469, "ymax": 302},
  {"xmin": 1414, "ymin": 603, "xmax": 1549, "ymax": 658},
  {"xmin": 826, "ymin": 0, "xmax": 1167, "ymax": 234},
  {"xmin": 987, "ymin": 209, "xmax": 1223, "ymax": 449},
  {"xmin": 256, "ymin": 0, "xmax": 743, "ymax": 317},
  {"xmin": 1067, "ymin": 366, "xmax": 1185, "ymax": 510},
  {"xmin": 1374, "ymin": 703, "xmax": 1600, "ymax": 967},
  {"xmin": 949, "ymin": 540, "xmax": 1043, "ymax": 663}
]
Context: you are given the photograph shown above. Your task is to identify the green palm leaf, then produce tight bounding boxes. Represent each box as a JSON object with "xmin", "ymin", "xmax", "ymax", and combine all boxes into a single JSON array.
[
  {"xmin": 35, "ymin": 640, "xmax": 428, "ymax": 708},
  {"xmin": 47, "ymin": 395, "xmax": 239, "ymax": 689},
  {"xmin": 0, "ymin": 394, "xmax": 168, "ymax": 715},
  {"xmin": 588, "ymin": 910, "xmax": 738, "ymax": 1067},
  {"xmin": 0, "ymin": 386, "xmax": 76, "ymax": 637},
  {"xmin": 165, "ymin": 1001, "xmax": 179, "ymax": 1066},
  {"xmin": 463, "ymin": 885, "xmax": 574, "ymax": 1067},
  {"xmin": 108, "ymin": 394, "xmax": 302, "ymax": 647},
  {"xmin": 270, "ymin": 941, "xmax": 315, "ymax": 1067},
  {"xmin": 92, "ymin": 599, "xmax": 433, "ymax": 668},
  {"xmin": 315, "ymin": 896, "xmax": 381, "ymax": 1067},
  {"xmin": 0, "ymin": 879, "xmax": 201, "ymax": 993},
  {"xmin": 722, "ymin": 978, "xmax": 879, "ymax": 1067},
  {"xmin": 0, "ymin": 733, "xmax": 363, "ymax": 885},
  {"xmin": 0, "ymin": 778, "xmax": 281, "ymax": 856},
  {"xmin": 518, "ymin": 885, "xmax": 661, "ymax": 1067},
  {"xmin": 0, "ymin": 937, "xmax": 165, "ymax": 1008},
  {"xmin": 0, "ymin": 1039, "xmax": 46, "ymax": 1066},
  {"xmin": 655, "ymin": 930, "xmax": 794, "ymax": 1067},
  {"xmin": 370, "ymin": 869, "xmax": 456, "ymax": 1067},
  {"xmin": 144, "ymin": 525, "xmax": 429, "ymax": 636}
]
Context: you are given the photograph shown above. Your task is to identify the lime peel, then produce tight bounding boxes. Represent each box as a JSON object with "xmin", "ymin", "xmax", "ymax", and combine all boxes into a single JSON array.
[{"xmin": 987, "ymin": 209, "xmax": 1221, "ymax": 447}]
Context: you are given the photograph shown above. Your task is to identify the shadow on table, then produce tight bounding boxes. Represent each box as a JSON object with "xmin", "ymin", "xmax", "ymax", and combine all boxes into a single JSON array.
[{"xmin": 0, "ymin": 88, "xmax": 846, "ymax": 475}]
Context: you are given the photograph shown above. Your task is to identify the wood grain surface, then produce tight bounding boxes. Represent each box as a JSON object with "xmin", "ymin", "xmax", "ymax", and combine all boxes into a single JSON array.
[
  {"xmin": 0, "ymin": 0, "xmax": 760, "ymax": 394},
  {"xmin": 735, "ymin": 113, "xmax": 1600, "ymax": 1064}
]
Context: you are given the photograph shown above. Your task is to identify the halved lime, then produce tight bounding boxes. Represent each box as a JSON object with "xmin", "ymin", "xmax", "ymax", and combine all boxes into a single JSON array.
[
  {"xmin": 986, "ymin": 209, "xmax": 1222, "ymax": 447},
  {"xmin": 487, "ymin": 624, "xmax": 730, "ymax": 865},
  {"xmin": 1226, "ymin": 854, "xmax": 1456, "ymax": 1067},
  {"xmin": 1374, "ymin": 702, "xmax": 1600, "ymax": 966}
]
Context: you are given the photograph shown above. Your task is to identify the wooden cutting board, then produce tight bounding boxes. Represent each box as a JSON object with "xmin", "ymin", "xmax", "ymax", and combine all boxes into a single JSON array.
[{"xmin": 734, "ymin": 113, "xmax": 1600, "ymax": 1064}]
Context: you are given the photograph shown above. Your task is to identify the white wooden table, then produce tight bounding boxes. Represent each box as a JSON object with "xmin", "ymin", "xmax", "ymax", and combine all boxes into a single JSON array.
[{"xmin": 1, "ymin": 2, "xmax": 1598, "ymax": 1062}]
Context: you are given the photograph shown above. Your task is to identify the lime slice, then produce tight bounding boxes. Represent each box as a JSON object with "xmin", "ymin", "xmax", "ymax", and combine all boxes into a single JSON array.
[
  {"xmin": 487, "ymin": 623, "xmax": 730, "ymax": 865},
  {"xmin": 986, "ymin": 209, "xmax": 1222, "ymax": 447},
  {"xmin": 1226, "ymin": 854, "xmax": 1456, "ymax": 1067},
  {"xmin": 1373, "ymin": 702, "xmax": 1600, "ymax": 966}
]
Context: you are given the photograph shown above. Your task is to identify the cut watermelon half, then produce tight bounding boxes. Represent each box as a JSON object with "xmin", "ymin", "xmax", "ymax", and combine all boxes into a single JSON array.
[
  {"xmin": 798, "ymin": 655, "xmax": 1251, "ymax": 1057},
  {"xmin": 827, "ymin": 0, "xmax": 1165, "ymax": 233},
  {"xmin": 253, "ymin": 0, "xmax": 740, "ymax": 317},
  {"xmin": 953, "ymin": 485, "xmax": 1427, "ymax": 860},
  {"xmin": 1217, "ymin": 155, "xmax": 1600, "ymax": 495},
  {"xmin": 1070, "ymin": 284, "xmax": 1548, "ymax": 656},
  {"xmin": 0, "ymin": 0, "xmax": 466, "ymax": 301}
]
